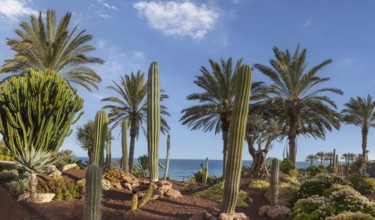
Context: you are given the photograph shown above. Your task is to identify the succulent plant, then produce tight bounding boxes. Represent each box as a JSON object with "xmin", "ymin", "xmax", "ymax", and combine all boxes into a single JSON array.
[
  {"xmin": 85, "ymin": 164, "xmax": 102, "ymax": 220},
  {"xmin": 93, "ymin": 110, "xmax": 108, "ymax": 167},
  {"xmin": 270, "ymin": 158, "xmax": 279, "ymax": 206}
]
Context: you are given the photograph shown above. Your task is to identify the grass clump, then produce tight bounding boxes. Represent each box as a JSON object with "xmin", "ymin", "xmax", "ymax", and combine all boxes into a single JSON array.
[{"xmin": 194, "ymin": 182, "xmax": 249, "ymax": 207}]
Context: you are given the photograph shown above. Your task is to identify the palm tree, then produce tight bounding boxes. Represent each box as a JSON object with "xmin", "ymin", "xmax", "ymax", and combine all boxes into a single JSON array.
[
  {"xmin": 180, "ymin": 57, "xmax": 265, "ymax": 176},
  {"xmin": 341, "ymin": 153, "xmax": 350, "ymax": 165},
  {"xmin": 324, "ymin": 152, "xmax": 334, "ymax": 165},
  {"xmin": 306, "ymin": 154, "xmax": 318, "ymax": 166},
  {"xmin": 0, "ymin": 9, "xmax": 104, "ymax": 91},
  {"xmin": 102, "ymin": 71, "xmax": 170, "ymax": 173},
  {"xmin": 316, "ymin": 151, "xmax": 325, "ymax": 166},
  {"xmin": 341, "ymin": 95, "xmax": 375, "ymax": 166},
  {"xmin": 255, "ymin": 46, "xmax": 343, "ymax": 165}
]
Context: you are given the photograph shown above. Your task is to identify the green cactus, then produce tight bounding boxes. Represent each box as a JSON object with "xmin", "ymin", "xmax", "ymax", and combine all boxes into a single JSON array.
[
  {"xmin": 332, "ymin": 149, "xmax": 336, "ymax": 173},
  {"xmin": 122, "ymin": 120, "xmax": 129, "ymax": 173},
  {"xmin": 138, "ymin": 185, "xmax": 154, "ymax": 208},
  {"xmin": 131, "ymin": 193, "xmax": 138, "ymax": 210},
  {"xmin": 270, "ymin": 158, "xmax": 279, "ymax": 206},
  {"xmin": 147, "ymin": 61, "xmax": 161, "ymax": 182},
  {"xmin": 85, "ymin": 164, "xmax": 102, "ymax": 220},
  {"xmin": 222, "ymin": 65, "xmax": 252, "ymax": 214},
  {"xmin": 93, "ymin": 110, "xmax": 108, "ymax": 167},
  {"xmin": 105, "ymin": 129, "xmax": 112, "ymax": 170},
  {"xmin": 163, "ymin": 134, "xmax": 171, "ymax": 180},
  {"xmin": 203, "ymin": 157, "xmax": 209, "ymax": 185}
]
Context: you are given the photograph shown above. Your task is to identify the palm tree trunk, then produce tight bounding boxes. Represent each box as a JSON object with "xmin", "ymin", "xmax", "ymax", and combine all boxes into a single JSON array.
[
  {"xmin": 128, "ymin": 122, "xmax": 137, "ymax": 174},
  {"xmin": 288, "ymin": 113, "xmax": 298, "ymax": 165},
  {"xmin": 30, "ymin": 172, "xmax": 38, "ymax": 201},
  {"xmin": 362, "ymin": 126, "xmax": 368, "ymax": 174},
  {"xmin": 320, "ymin": 157, "xmax": 323, "ymax": 166},
  {"xmin": 222, "ymin": 120, "xmax": 230, "ymax": 178}
]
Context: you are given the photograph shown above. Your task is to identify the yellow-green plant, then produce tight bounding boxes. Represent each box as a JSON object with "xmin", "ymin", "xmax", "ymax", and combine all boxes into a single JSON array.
[
  {"xmin": 121, "ymin": 120, "xmax": 129, "ymax": 173},
  {"xmin": 249, "ymin": 180, "xmax": 270, "ymax": 189},
  {"xmin": 93, "ymin": 110, "xmax": 108, "ymax": 168},
  {"xmin": 85, "ymin": 164, "xmax": 102, "ymax": 220}
]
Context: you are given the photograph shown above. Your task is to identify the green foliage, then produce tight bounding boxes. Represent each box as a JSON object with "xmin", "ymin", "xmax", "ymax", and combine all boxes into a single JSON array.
[
  {"xmin": 55, "ymin": 150, "xmax": 75, "ymax": 170},
  {"xmin": 187, "ymin": 170, "xmax": 222, "ymax": 186},
  {"xmin": 328, "ymin": 212, "xmax": 375, "ymax": 220},
  {"xmin": 1, "ymin": 9, "xmax": 104, "ymax": 91},
  {"xmin": 195, "ymin": 182, "xmax": 249, "ymax": 207},
  {"xmin": 293, "ymin": 174, "xmax": 348, "ymax": 205},
  {"xmin": 249, "ymin": 180, "xmax": 270, "ymax": 189},
  {"xmin": 348, "ymin": 174, "xmax": 375, "ymax": 194},
  {"xmin": 37, "ymin": 177, "xmax": 84, "ymax": 201},
  {"xmin": 305, "ymin": 165, "xmax": 329, "ymax": 177},
  {"xmin": 6, "ymin": 174, "xmax": 30, "ymax": 196},
  {"xmin": 0, "ymin": 169, "xmax": 19, "ymax": 182},
  {"xmin": 0, "ymin": 69, "xmax": 83, "ymax": 173},
  {"xmin": 280, "ymin": 158, "xmax": 297, "ymax": 176},
  {"xmin": 16, "ymin": 146, "xmax": 56, "ymax": 174}
]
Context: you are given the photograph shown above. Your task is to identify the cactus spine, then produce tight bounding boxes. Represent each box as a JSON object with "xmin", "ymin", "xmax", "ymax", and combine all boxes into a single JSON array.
[
  {"xmin": 222, "ymin": 65, "xmax": 252, "ymax": 214},
  {"xmin": 163, "ymin": 134, "xmax": 171, "ymax": 180},
  {"xmin": 93, "ymin": 110, "xmax": 108, "ymax": 167},
  {"xmin": 147, "ymin": 61, "xmax": 160, "ymax": 182},
  {"xmin": 122, "ymin": 120, "xmax": 129, "ymax": 173},
  {"xmin": 270, "ymin": 158, "xmax": 279, "ymax": 206},
  {"xmin": 85, "ymin": 164, "xmax": 102, "ymax": 220}
]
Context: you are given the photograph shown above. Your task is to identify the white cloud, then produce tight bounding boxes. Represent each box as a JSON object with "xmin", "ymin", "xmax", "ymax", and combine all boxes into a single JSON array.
[
  {"xmin": 0, "ymin": 0, "xmax": 37, "ymax": 20},
  {"xmin": 95, "ymin": 10, "xmax": 110, "ymax": 19},
  {"xmin": 336, "ymin": 57, "xmax": 356, "ymax": 68},
  {"xmin": 232, "ymin": 0, "xmax": 240, "ymax": 4},
  {"xmin": 96, "ymin": 0, "xmax": 117, "ymax": 10},
  {"xmin": 133, "ymin": 1, "xmax": 220, "ymax": 40}
]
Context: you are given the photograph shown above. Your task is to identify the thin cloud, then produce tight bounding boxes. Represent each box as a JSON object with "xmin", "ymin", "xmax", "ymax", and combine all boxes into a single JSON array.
[
  {"xmin": 96, "ymin": 0, "xmax": 117, "ymax": 10},
  {"xmin": 95, "ymin": 10, "xmax": 111, "ymax": 19},
  {"xmin": 232, "ymin": 0, "xmax": 240, "ymax": 4},
  {"xmin": 304, "ymin": 20, "xmax": 312, "ymax": 28},
  {"xmin": 133, "ymin": 1, "xmax": 220, "ymax": 40},
  {"xmin": 0, "ymin": 0, "xmax": 37, "ymax": 20},
  {"xmin": 336, "ymin": 57, "xmax": 356, "ymax": 68}
]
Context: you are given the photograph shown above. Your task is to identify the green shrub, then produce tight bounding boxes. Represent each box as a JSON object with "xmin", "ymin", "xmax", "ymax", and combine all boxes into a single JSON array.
[
  {"xmin": 0, "ymin": 169, "xmax": 19, "ymax": 182},
  {"xmin": 305, "ymin": 165, "xmax": 328, "ymax": 177},
  {"xmin": 292, "ymin": 173, "xmax": 348, "ymax": 204},
  {"xmin": 280, "ymin": 158, "xmax": 297, "ymax": 176},
  {"xmin": 241, "ymin": 165, "xmax": 251, "ymax": 177},
  {"xmin": 323, "ymin": 184, "xmax": 354, "ymax": 197},
  {"xmin": 37, "ymin": 177, "xmax": 83, "ymax": 201},
  {"xmin": 348, "ymin": 174, "xmax": 375, "ymax": 194},
  {"xmin": 187, "ymin": 170, "xmax": 222, "ymax": 186},
  {"xmin": 327, "ymin": 211, "xmax": 375, "ymax": 220},
  {"xmin": 195, "ymin": 182, "xmax": 249, "ymax": 207},
  {"xmin": 249, "ymin": 180, "xmax": 270, "ymax": 189},
  {"xmin": 6, "ymin": 175, "xmax": 30, "ymax": 196}
]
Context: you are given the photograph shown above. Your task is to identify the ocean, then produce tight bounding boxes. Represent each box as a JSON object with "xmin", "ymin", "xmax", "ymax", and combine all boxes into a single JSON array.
[{"xmin": 76, "ymin": 157, "xmax": 320, "ymax": 181}]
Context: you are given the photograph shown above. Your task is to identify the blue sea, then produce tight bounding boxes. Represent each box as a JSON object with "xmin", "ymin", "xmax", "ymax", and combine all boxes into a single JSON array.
[{"xmin": 76, "ymin": 157, "xmax": 318, "ymax": 181}]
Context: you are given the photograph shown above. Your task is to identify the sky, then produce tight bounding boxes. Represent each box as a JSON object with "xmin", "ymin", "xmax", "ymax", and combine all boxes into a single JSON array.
[{"xmin": 0, "ymin": 0, "xmax": 374, "ymax": 161}]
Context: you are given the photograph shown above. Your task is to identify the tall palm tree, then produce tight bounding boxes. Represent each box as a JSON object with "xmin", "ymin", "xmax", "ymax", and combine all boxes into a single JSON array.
[
  {"xmin": 341, "ymin": 153, "xmax": 350, "ymax": 165},
  {"xmin": 305, "ymin": 154, "xmax": 318, "ymax": 166},
  {"xmin": 341, "ymin": 95, "xmax": 375, "ymax": 165},
  {"xmin": 0, "ymin": 9, "xmax": 104, "ymax": 91},
  {"xmin": 324, "ymin": 152, "xmax": 334, "ymax": 165},
  {"xmin": 316, "ymin": 151, "xmax": 325, "ymax": 166},
  {"xmin": 180, "ymin": 57, "xmax": 265, "ymax": 176},
  {"xmin": 102, "ymin": 71, "xmax": 170, "ymax": 173},
  {"xmin": 255, "ymin": 46, "xmax": 343, "ymax": 165}
]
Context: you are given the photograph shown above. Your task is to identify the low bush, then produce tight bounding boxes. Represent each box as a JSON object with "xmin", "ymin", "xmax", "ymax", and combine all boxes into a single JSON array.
[
  {"xmin": 348, "ymin": 174, "xmax": 375, "ymax": 194},
  {"xmin": 280, "ymin": 158, "xmax": 297, "ymax": 176},
  {"xmin": 249, "ymin": 180, "xmax": 269, "ymax": 189},
  {"xmin": 194, "ymin": 182, "xmax": 249, "ymax": 207},
  {"xmin": 305, "ymin": 165, "xmax": 328, "ymax": 177},
  {"xmin": 187, "ymin": 170, "xmax": 222, "ymax": 186},
  {"xmin": 37, "ymin": 177, "xmax": 83, "ymax": 201},
  {"xmin": 327, "ymin": 211, "xmax": 375, "ymax": 220},
  {"xmin": 6, "ymin": 175, "xmax": 30, "ymax": 196},
  {"xmin": 0, "ymin": 169, "xmax": 19, "ymax": 182}
]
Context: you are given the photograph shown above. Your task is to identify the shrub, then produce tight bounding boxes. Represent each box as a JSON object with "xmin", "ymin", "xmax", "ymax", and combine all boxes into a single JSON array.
[
  {"xmin": 0, "ymin": 169, "xmax": 19, "ymax": 182},
  {"xmin": 348, "ymin": 174, "xmax": 375, "ymax": 194},
  {"xmin": 195, "ymin": 182, "xmax": 249, "ymax": 207},
  {"xmin": 305, "ymin": 165, "xmax": 328, "ymax": 177},
  {"xmin": 37, "ymin": 177, "xmax": 83, "ymax": 201},
  {"xmin": 292, "ymin": 173, "xmax": 348, "ymax": 204},
  {"xmin": 280, "ymin": 158, "xmax": 297, "ymax": 176},
  {"xmin": 327, "ymin": 211, "xmax": 375, "ymax": 220},
  {"xmin": 6, "ymin": 175, "xmax": 30, "ymax": 196},
  {"xmin": 323, "ymin": 184, "xmax": 355, "ymax": 197},
  {"xmin": 187, "ymin": 170, "xmax": 222, "ymax": 186},
  {"xmin": 249, "ymin": 180, "xmax": 270, "ymax": 189}
]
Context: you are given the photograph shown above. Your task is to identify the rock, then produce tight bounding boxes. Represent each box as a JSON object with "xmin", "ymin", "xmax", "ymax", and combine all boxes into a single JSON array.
[
  {"xmin": 17, "ymin": 192, "xmax": 30, "ymax": 201},
  {"xmin": 141, "ymin": 180, "xmax": 150, "ymax": 185},
  {"xmin": 259, "ymin": 205, "xmax": 272, "ymax": 216},
  {"xmin": 102, "ymin": 179, "xmax": 112, "ymax": 190},
  {"xmin": 48, "ymin": 170, "xmax": 62, "ymax": 178},
  {"xmin": 137, "ymin": 191, "xmax": 146, "ymax": 198},
  {"xmin": 33, "ymin": 193, "xmax": 55, "ymax": 203},
  {"xmin": 124, "ymin": 182, "xmax": 133, "ymax": 191},
  {"xmin": 62, "ymin": 163, "xmax": 78, "ymax": 172},
  {"xmin": 150, "ymin": 182, "xmax": 158, "ymax": 189},
  {"xmin": 77, "ymin": 179, "xmax": 85, "ymax": 188},
  {"xmin": 150, "ymin": 189, "xmax": 163, "ymax": 201},
  {"xmin": 122, "ymin": 175, "xmax": 133, "ymax": 183},
  {"xmin": 138, "ymin": 183, "xmax": 149, "ymax": 191},
  {"xmin": 219, "ymin": 213, "xmax": 248, "ymax": 220},
  {"xmin": 207, "ymin": 208, "xmax": 221, "ymax": 217},
  {"xmin": 164, "ymin": 188, "xmax": 183, "ymax": 199},
  {"xmin": 159, "ymin": 181, "xmax": 172, "ymax": 192},
  {"xmin": 113, "ymin": 182, "xmax": 123, "ymax": 190},
  {"xmin": 266, "ymin": 206, "xmax": 292, "ymax": 219},
  {"xmin": 188, "ymin": 212, "xmax": 205, "ymax": 220}
]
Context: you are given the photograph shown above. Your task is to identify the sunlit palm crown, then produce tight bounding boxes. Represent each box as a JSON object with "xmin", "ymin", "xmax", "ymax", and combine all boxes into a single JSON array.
[
  {"xmin": 0, "ymin": 9, "xmax": 104, "ymax": 91},
  {"xmin": 102, "ymin": 71, "xmax": 170, "ymax": 135},
  {"xmin": 180, "ymin": 57, "xmax": 265, "ymax": 134},
  {"xmin": 341, "ymin": 95, "xmax": 375, "ymax": 129},
  {"xmin": 255, "ymin": 46, "xmax": 343, "ymax": 139}
]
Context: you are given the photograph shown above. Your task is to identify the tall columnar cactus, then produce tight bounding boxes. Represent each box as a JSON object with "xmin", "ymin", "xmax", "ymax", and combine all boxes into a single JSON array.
[
  {"xmin": 163, "ymin": 134, "xmax": 171, "ymax": 180},
  {"xmin": 332, "ymin": 149, "xmax": 337, "ymax": 173},
  {"xmin": 203, "ymin": 157, "xmax": 209, "ymax": 185},
  {"xmin": 93, "ymin": 110, "xmax": 108, "ymax": 167},
  {"xmin": 131, "ymin": 193, "xmax": 138, "ymax": 210},
  {"xmin": 147, "ymin": 61, "xmax": 160, "ymax": 182},
  {"xmin": 105, "ymin": 129, "xmax": 112, "ymax": 170},
  {"xmin": 222, "ymin": 65, "xmax": 252, "ymax": 214},
  {"xmin": 138, "ymin": 185, "xmax": 155, "ymax": 208},
  {"xmin": 335, "ymin": 154, "xmax": 339, "ymax": 174},
  {"xmin": 270, "ymin": 158, "xmax": 280, "ymax": 206},
  {"xmin": 122, "ymin": 120, "xmax": 129, "ymax": 173},
  {"xmin": 85, "ymin": 164, "xmax": 102, "ymax": 220}
]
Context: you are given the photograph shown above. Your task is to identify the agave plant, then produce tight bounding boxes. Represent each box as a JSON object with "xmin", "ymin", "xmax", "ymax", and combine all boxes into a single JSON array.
[{"xmin": 13, "ymin": 146, "xmax": 56, "ymax": 201}]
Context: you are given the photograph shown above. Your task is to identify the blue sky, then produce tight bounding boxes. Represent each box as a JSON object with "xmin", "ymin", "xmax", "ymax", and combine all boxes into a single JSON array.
[{"xmin": 0, "ymin": 0, "xmax": 374, "ymax": 161}]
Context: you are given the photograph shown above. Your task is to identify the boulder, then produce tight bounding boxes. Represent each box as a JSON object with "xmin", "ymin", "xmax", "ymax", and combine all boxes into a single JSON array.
[
  {"xmin": 266, "ymin": 206, "xmax": 292, "ymax": 219},
  {"xmin": 150, "ymin": 189, "xmax": 164, "ymax": 201},
  {"xmin": 17, "ymin": 192, "xmax": 30, "ymax": 201},
  {"xmin": 102, "ymin": 179, "xmax": 112, "ymax": 190},
  {"xmin": 62, "ymin": 163, "xmax": 78, "ymax": 172},
  {"xmin": 122, "ymin": 175, "xmax": 133, "ymax": 183},
  {"xmin": 164, "ymin": 188, "xmax": 182, "ymax": 199},
  {"xmin": 124, "ymin": 182, "xmax": 133, "ymax": 192},
  {"xmin": 112, "ymin": 182, "xmax": 123, "ymax": 190},
  {"xmin": 259, "ymin": 205, "xmax": 272, "ymax": 216},
  {"xmin": 219, "ymin": 213, "xmax": 248, "ymax": 220},
  {"xmin": 158, "ymin": 181, "xmax": 172, "ymax": 192},
  {"xmin": 207, "ymin": 208, "xmax": 221, "ymax": 217},
  {"xmin": 33, "ymin": 193, "xmax": 55, "ymax": 203}
]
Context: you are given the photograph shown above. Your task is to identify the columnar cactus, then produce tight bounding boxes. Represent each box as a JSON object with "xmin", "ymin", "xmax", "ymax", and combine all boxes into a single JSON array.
[
  {"xmin": 270, "ymin": 158, "xmax": 279, "ymax": 206},
  {"xmin": 147, "ymin": 61, "xmax": 161, "ymax": 182},
  {"xmin": 122, "ymin": 120, "xmax": 129, "ymax": 173},
  {"xmin": 222, "ymin": 65, "xmax": 252, "ymax": 214},
  {"xmin": 138, "ymin": 185, "xmax": 154, "ymax": 208},
  {"xmin": 131, "ymin": 193, "xmax": 138, "ymax": 210},
  {"xmin": 85, "ymin": 164, "xmax": 102, "ymax": 220},
  {"xmin": 163, "ymin": 134, "xmax": 171, "ymax": 180},
  {"xmin": 93, "ymin": 110, "xmax": 108, "ymax": 167},
  {"xmin": 203, "ymin": 157, "xmax": 209, "ymax": 185},
  {"xmin": 332, "ymin": 149, "xmax": 337, "ymax": 173},
  {"xmin": 335, "ymin": 154, "xmax": 339, "ymax": 174},
  {"xmin": 105, "ymin": 129, "xmax": 112, "ymax": 170}
]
